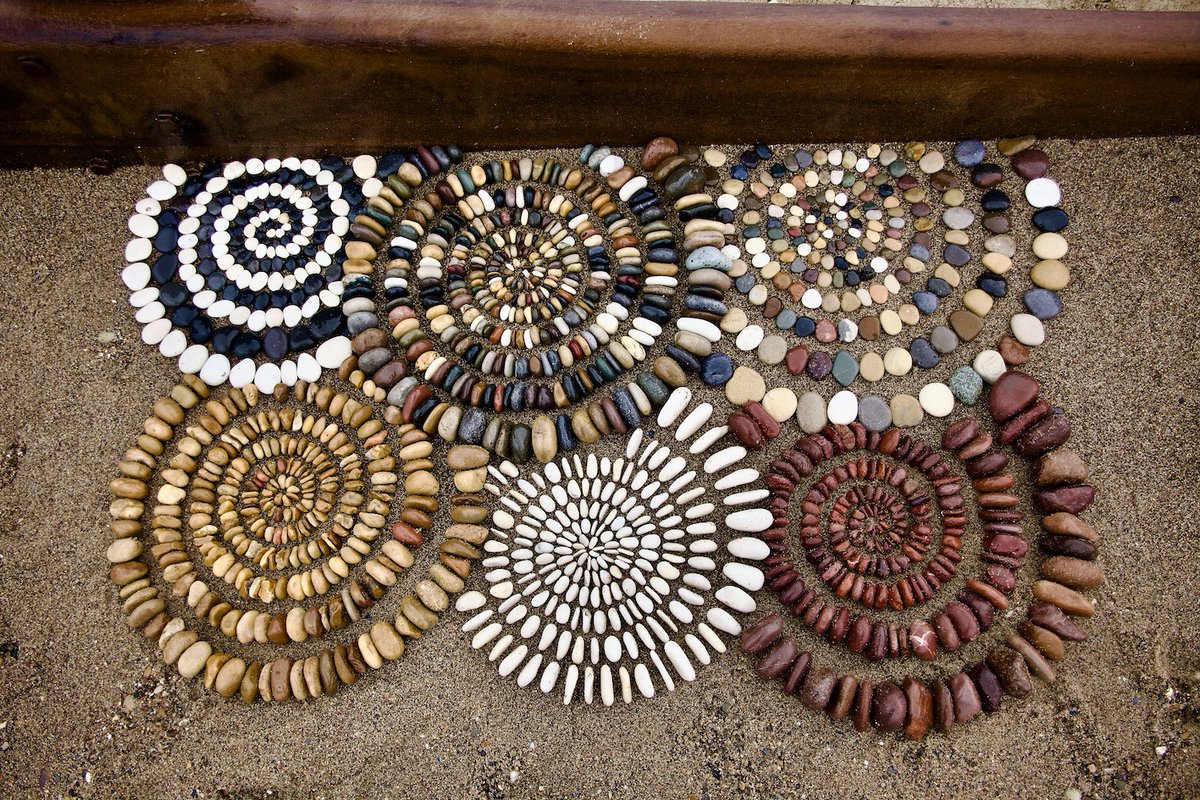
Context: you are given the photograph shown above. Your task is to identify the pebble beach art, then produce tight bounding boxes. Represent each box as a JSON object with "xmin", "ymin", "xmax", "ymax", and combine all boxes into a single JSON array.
[{"xmin": 109, "ymin": 138, "xmax": 1102, "ymax": 736}]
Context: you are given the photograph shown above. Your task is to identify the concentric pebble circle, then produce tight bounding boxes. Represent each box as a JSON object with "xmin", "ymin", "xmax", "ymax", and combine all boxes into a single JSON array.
[
  {"xmin": 122, "ymin": 157, "xmax": 377, "ymax": 389},
  {"xmin": 106, "ymin": 374, "xmax": 490, "ymax": 702},
  {"xmin": 336, "ymin": 142, "xmax": 735, "ymax": 466},
  {"xmin": 455, "ymin": 387, "xmax": 773, "ymax": 706},
  {"xmin": 734, "ymin": 368, "xmax": 1103, "ymax": 738}
]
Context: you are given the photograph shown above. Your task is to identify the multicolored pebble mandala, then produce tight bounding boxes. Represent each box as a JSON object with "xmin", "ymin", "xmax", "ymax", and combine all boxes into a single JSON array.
[
  {"xmin": 105, "ymin": 137, "xmax": 1102, "ymax": 736},
  {"xmin": 712, "ymin": 139, "xmax": 1071, "ymax": 429}
]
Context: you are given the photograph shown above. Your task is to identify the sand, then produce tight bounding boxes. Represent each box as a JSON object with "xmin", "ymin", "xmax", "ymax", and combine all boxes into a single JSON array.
[{"xmin": 0, "ymin": 137, "xmax": 1197, "ymax": 799}]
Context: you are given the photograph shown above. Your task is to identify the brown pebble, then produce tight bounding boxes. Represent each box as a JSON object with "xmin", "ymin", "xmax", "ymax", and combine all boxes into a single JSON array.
[
  {"xmin": 727, "ymin": 411, "xmax": 765, "ymax": 450},
  {"xmin": 1006, "ymin": 632, "xmax": 1056, "ymax": 683},
  {"xmin": 948, "ymin": 672, "xmax": 981, "ymax": 722},
  {"xmin": 1033, "ymin": 580, "xmax": 1094, "ymax": 617},
  {"xmin": 269, "ymin": 659, "xmax": 292, "ymax": 701},
  {"xmin": 998, "ymin": 336, "xmax": 1030, "ymax": 366},
  {"xmin": 1017, "ymin": 414, "xmax": 1071, "ymax": 456},
  {"xmin": 871, "ymin": 681, "xmax": 907, "ymax": 732},
  {"xmin": 908, "ymin": 620, "xmax": 938, "ymax": 661},
  {"xmin": 829, "ymin": 675, "xmax": 858, "ymax": 720},
  {"xmin": 903, "ymin": 676, "xmax": 933, "ymax": 740},
  {"xmin": 740, "ymin": 613, "xmax": 783, "ymax": 653},
  {"xmin": 1020, "ymin": 620, "xmax": 1067, "ymax": 659},
  {"xmin": 933, "ymin": 679, "xmax": 955, "ymax": 733},
  {"xmin": 1042, "ymin": 512, "xmax": 1098, "ymax": 542},
  {"xmin": 641, "ymin": 136, "xmax": 679, "ymax": 171},
  {"xmin": 969, "ymin": 661, "xmax": 1003, "ymax": 712},
  {"xmin": 987, "ymin": 646, "xmax": 1033, "ymax": 698},
  {"xmin": 799, "ymin": 667, "xmax": 838, "ymax": 711},
  {"xmin": 1034, "ymin": 484, "xmax": 1095, "ymax": 514},
  {"xmin": 842, "ymin": 678, "xmax": 868, "ymax": 732},
  {"xmin": 1029, "ymin": 601, "xmax": 1088, "ymax": 640},
  {"xmin": 756, "ymin": 638, "xmax": 799, "ymax": 680},
  {"xmin": 1041, "ymin": 557, "xmax": 1103, "ymax": 589},
  {"xmin": 941, "ymin": 417, "xmax": 976, "ymax": 450},
  {"xmin": 1036, "ymin": 450, "xmax": 1089, "ymax": 486},
  {"xmin": 988, "ymin": 370, "xmax": 1040, "ymax": 422}
]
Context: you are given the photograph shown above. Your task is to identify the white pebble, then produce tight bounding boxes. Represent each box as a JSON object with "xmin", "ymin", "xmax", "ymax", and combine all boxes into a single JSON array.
[
  {"xmin": 315, "ymin": 335, "xmax": 351, "ymax": 369},
  {"xmin": 177, "ymin": 344, "xmax": 208, "ymax": 374},
  {"xmin": 973, "ymin": 350, "xmax": 1007, "ymax": 383},
  {"xmin": 827, "ymin": 390, "xmax": 859, "ymax": 425},
  {"xmin": 352, "ymin": 154, "xmax": 377, "ymax": 180},
  {"xmin": 725, "ymin": 508, "xmax": 772, "ymax": 533},
  {"xmin": 1011, "ymin": 313, "xmax": 1046, "ymax": 346},
  {"xmin": 198, "ymin": 354, "xmax": 232, "ymax": 386},
  {"xmin": 727, "ymin": 537, "xmax": 770, "ymax": 560},
  {"xmin": 1025, "ymin": 177, "xmax": 1062, "ymax": 208},
  {"xmin": 918, "ymin": 383, "xmax": 955, "ymax": 417}
]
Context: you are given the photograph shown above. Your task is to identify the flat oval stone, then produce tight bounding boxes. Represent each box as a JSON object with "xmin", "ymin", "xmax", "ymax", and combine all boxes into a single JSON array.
[
  {"xmin": 1025, "ymin": 178, "xmax": 1062, "ymax": 208},
  {"xmin": 795, "ymin": 391, "xmax": 827, "ymax": 433}
]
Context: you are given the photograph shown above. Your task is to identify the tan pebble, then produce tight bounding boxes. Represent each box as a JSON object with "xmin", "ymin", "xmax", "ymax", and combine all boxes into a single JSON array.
[
  {"xmin": 1032, "ymin": 580, "xmax": 1094, "ymax": 617},
  {"xmin": 176, "ymin": 640, "xmax": 212, "ymax": 678},
  {"xmin": 289, "ymin": 660, "xmax": 309, "ymax": 701},
  {"xmin": 531, "ymin": 415, "xmax": 557, "ymax": 463},
  {"xmin": 107, "ymin": 538, "xmax": 143, "ymax": 563},
  {"xmin": 719, "ymin": 307, "xmax": 748, "ymax": 333},
  {"xmin": 127, "ymin": 598, "xmax": 164, "ymax": 628},
  {"xmin": 703, "ymin": 148, "xmax": 727, "ymax": 167},
  {"xmin": 859, "ymin": 353, "xmax": 885, "ymax": 382},
  {"xmin": 1031, "ymin": 232, "xmax": 1068, "ymax": 260},
  {"xmin": 761, "ymin": 388, "xmax": 797, "ymax": 422},
  {"xmin": 109, "ymin": 498, "xmax": 144, "ymax": 520},
  {"xmin": 1030, "ymin": 259, "xmax": 1069, "ymax": 290},
  {"xmin": 883, "ymin": 348, "xmax": 912, "ymax": 376},
  {"xmin": 370, "ymin": 621, "xmax": 405, "ymax": 660},
  {"xmin": 153, "ymin": 398, "xmax": 185, "ymax": 425},
  {"xmin": 962, "ymin": 289, "xmax": 994, "ymax": 317},
  {"xmin": 241, "ymin": 663, "xmax": 262, "ymax": 704},
  {"xmin": 890, "ymin": 394, "xmax": 924, "ymax": 427},
  {"xmin": 429, "ymin": 563, "xmax": 465, "ymax": 593},
  {"xmin": 109, "ymin": 477, "xmax": 147, "ymax": 499},
  {"xmin": 446, "ymin": 445, "xmax": 489, "ymax": 470},
  {"xmin": 454, "ymin": 466, "xmax": 487, "ymax": 493},
  {"xmin": 214, "ymin": 657, "xmax": 246, "ymax": 697},
  {"xmin": 415, "ymin": 579, "xmax": 449, "ymax": 612},
  {"xmin": 725, "ymin": 366, "xmax": 766, "ymax": 405},
  {"xmin": 400, "ymin": 595, "xmax": 438, "ymax": 630}
]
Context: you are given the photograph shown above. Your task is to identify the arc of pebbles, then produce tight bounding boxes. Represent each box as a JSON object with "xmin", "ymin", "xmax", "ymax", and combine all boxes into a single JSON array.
[{"xmin": 453, "ymin": 386, "xmax": 775, "ymax": 706}]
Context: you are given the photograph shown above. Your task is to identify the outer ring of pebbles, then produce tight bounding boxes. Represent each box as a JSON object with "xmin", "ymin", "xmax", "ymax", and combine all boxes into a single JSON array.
[
  {"xmin": 454, "ymin": 386, "xmax": 772, "ymax": 706},
  {"xmin": 736, "ymin": 368, "xmax": 1102, "ymax": 738},
  {"xmin": 122, "ymin": 157, "xmax": 379, "ymax": 390},
  {"xmin": 712, "ymin": 138, "xmax": 1070, "ymax": 427},
  {"xmin": 106, "ymin": 373, "xmax": 491, "ymax": 703},
  {"xmin": 336, "ymin": 142, "xmax": 735, "ymax": 467}
]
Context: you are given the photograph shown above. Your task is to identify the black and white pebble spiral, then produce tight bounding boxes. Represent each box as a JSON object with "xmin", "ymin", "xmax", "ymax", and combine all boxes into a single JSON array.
[{"xmin": 121, "ymin": 157, "xmax": 376, "ymax": 388}]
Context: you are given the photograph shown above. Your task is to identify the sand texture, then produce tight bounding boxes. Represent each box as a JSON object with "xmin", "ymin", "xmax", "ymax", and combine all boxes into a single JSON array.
[{"xmin": 0, "ymin": 137, "xmax": 1197, "ymax": 799}]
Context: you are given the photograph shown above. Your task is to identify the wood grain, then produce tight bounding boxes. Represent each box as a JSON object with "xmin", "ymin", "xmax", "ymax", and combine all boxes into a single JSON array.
[{"xmin": 1, "ymin": 0, "xmax": 1198, "ymax": 166}]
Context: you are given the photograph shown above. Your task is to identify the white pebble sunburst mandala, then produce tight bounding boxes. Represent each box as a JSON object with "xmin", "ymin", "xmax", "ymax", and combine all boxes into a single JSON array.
[{"xmin": 455, "ymin": 387, "xmax": 773, "ymax": 706}]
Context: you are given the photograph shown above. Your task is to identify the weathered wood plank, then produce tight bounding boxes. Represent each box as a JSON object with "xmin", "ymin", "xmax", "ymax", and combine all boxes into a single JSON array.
[{"xmin": 0, "ymin": 0, "xmax": 1197, "ymax": 166}]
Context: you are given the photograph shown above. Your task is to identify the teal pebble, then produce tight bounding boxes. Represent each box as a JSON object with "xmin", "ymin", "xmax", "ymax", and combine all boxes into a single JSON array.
[
  {"xmin": 949, "ymin": 366, "xmax": 983, "ymax": 405},
  {"xmin": 831, "ymin": 350, "xmax": 859, "ymax": 387}
]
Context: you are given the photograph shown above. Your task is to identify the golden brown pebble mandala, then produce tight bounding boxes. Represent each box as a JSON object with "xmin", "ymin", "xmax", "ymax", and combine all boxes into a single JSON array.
[{"xmin": 106, "ymin": 373, "xmax": 489, "ymax": 702}]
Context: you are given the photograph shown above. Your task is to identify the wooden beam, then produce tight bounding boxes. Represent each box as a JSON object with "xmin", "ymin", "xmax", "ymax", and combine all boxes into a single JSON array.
[{"xmin": 1, "ymin": 0, "xmax": 1198, "ymax": 166}]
